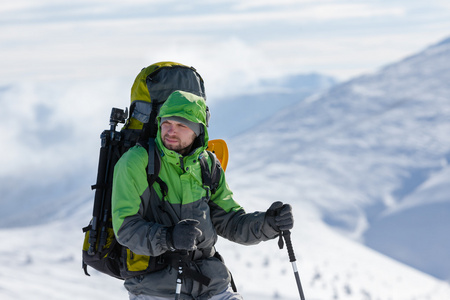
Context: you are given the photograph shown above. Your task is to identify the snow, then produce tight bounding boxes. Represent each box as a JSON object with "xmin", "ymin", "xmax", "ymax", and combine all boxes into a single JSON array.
[
  {"xmin": 1, "ymin": 33, "xmax": 450, "ymax": 300},
  {"xmin": 226, "ymin": 36, "xmax": 450, "ymax": 282},
  {"xmin": 1, "ymin": 203, "xmax": 448, "ymax": 300}
]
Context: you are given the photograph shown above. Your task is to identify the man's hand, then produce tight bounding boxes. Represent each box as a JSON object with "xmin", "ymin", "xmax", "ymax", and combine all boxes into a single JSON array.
[
  {"xmin": 167, "ymin": 219, "xmax": 202, "ymax": 251},
  {"xmin": 265, "ymin": 201, "xmax": 294, "ymax": 231}
]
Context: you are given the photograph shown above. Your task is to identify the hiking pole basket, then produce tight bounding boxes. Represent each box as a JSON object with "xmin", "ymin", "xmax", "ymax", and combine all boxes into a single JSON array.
[{"xmin": 279, "ymin": 230, "xmax": 306, "ymax": 300}]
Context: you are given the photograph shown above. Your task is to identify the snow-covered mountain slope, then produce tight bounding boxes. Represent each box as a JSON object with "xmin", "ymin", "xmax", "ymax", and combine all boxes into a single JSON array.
[
  {"xmin": 1, "ymin": 189, "xmax": 449, "ymax": 300},
  {"xmin": 1, "ymin": 36, "xmax": 450, "ymax": 299},
  {"xmin": 364, "ymin": 164, "xmax": 450, "ymax": 280},
  {"xmin": 227, "ymin": 36, "xmax": 450, "ymax": 281}
]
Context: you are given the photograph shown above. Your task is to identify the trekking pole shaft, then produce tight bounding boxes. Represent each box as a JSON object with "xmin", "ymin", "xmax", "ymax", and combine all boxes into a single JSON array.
[
  {"xmin": 291, "ymin": 261, "xmax": 306, "ymax": 300},
  {"xmin": 174, "ymin": 250, "xmax": 187, "ymax": 300},
  {"xmin": 282, "ymin": 230, "xmax": 306, "ymax": 300},
  {"xmin": 174, "ymin": 265, "xmax": 182, "ymax": 300}
]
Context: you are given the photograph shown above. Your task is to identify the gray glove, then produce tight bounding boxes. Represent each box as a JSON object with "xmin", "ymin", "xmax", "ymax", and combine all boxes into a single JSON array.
[
  {"xmin": 167, "ymin": 219, "xmax": 202, "ymax": 251},
  {"xmin": 266, "ymin": 201, "xmax": 294, "ymax": 231}
]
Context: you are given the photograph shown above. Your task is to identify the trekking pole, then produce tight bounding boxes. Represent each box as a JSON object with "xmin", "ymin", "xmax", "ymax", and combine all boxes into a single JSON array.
[
  {"xmin": 174, "ymin": 250, "xmax": 187, "ymax": 300},
  {"xmin": 279, "ymin": 230, "xmax": 306, "ymax": 300},
  {"xmin": 175, "ymin": 264, "xmax": 183, "ymax": 300}
]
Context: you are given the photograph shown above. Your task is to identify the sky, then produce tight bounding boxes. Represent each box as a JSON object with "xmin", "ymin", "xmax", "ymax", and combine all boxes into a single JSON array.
[
  {"xmin": 1, "ymin": 0, "xmax": 450, "ymax": 100},
  {"xmin": 1, "ymin": 0, "xmax": 450, "ymax": 181}
]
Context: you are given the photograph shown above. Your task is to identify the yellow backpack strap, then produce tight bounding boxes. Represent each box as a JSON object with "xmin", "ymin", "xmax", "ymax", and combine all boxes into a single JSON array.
[{"xmin": 206, "ymin": 139, "xmax": 228, "ymax": 171}]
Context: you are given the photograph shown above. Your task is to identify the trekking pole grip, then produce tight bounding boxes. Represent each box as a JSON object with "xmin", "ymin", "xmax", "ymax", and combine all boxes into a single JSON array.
[{"xmin": 283, "ymin": 230, "xmax": 296, "ymax": 262}]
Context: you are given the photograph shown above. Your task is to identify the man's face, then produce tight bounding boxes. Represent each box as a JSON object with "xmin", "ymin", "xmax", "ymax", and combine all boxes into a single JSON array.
[{"xmin": 160, "ymin": 119, "xmax": 197, "ymax": 155}]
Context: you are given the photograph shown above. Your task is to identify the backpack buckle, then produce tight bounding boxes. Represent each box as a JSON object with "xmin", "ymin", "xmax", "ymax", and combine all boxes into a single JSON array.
[{"xmin": 203, "ymin": 185, "xmax": 211, "ymax": 199}]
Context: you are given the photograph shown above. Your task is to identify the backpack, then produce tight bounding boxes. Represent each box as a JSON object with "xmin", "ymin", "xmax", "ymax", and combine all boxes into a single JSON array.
[{"xmin": 82, "ymin": 62, "xmax": 227, "ymax": 279}]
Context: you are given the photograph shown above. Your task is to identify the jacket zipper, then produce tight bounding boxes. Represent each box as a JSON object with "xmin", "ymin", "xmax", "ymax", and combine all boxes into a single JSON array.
[{"xmin": 179, "ymin": 156, "xmax": 184, "ymax": 171}]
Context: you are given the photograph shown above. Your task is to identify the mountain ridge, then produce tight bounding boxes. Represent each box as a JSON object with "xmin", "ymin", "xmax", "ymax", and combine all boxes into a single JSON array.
[{"xmin": 227, "ymin": 35, "xmax": 450, "ymax": 280}]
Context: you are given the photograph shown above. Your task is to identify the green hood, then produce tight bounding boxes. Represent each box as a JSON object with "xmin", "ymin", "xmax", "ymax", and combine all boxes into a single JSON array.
[{"xmin": 157, "ymin": 90, "xmax": 209, "ymax": 152}]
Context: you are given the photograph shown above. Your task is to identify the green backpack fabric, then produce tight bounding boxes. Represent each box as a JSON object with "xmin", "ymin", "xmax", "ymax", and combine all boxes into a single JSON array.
[{"xmin": 82, "ymin": 62, "xmax": 220, "ymax": 279}]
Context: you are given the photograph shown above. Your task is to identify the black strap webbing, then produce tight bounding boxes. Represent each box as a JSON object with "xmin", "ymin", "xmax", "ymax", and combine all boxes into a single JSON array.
[
  {"xmin": 147, "ymin": 101, "xmax": 160, "ymax": 176},
  {"xmin": 161, "ymin": 251, "xmax": 211, "ymax": 287},
  {"xmin": 147, "ymin": 138, "xmax": 156, "ymax": 176},
  {"xmin": 199, "ymin": 155, "xmax": 212, "ymax": 191},
  {"xmin": 199, "ymin": 151, "xmax": 221, "ymax": 195}
]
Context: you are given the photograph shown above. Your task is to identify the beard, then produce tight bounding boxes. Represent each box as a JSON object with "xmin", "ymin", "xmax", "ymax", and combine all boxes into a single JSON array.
[{"xmin": 162, "ymin": 133, "xmax": 196, "ymax": 156}]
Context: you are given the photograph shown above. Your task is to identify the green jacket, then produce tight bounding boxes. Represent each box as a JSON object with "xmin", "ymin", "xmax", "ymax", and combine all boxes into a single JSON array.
[{"xmin": 112, "ymin": 91, "xmax": 278, "ymax": 299}]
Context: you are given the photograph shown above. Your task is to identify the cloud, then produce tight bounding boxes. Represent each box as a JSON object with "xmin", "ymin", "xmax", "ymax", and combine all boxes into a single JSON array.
[
  {"xmin": 1, "ymin": 0, "xmax": 449, "ymax": 90},
  {"xmin": 1, "ymin": 2, "xmax": 449, "ymax": 156},
  {"xmin": 0, "ymin": 78, "xmax": 131, "ymax": 180}
]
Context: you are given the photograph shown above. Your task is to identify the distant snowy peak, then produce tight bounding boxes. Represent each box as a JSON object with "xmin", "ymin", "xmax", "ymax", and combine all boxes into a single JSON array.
[
  {"xmin": 228, "ymin": 35, "xmax": 450, "ymax": 281},
  {"xmin": 209, "ymin": 72, "xmax": 337, "ymax": 139},
  {"xmin": 230, "ymin": 32, "xmax": 450, "ymax": 241},
  {"xmin": 435, "ymin": 36, "xmax": 450, "ymax": 46},
  {"xmin": 241, "ymin": 34, "xmax": 450, "ymax": 144},
  {"xmin": 374, "ymin": 35, "xmax": 450, "ymax": 89}
]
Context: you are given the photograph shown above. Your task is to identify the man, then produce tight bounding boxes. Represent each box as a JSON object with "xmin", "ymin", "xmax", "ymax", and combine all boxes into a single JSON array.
[{"xmin": 112, "ymin": 90, "xmax": 294, "ymax": 300}]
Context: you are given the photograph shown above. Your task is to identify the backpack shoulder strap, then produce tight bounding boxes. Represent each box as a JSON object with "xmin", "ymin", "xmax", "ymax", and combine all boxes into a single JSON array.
[
  {"xmin": 199, "ymin": 151, "xmax": 222, "ymax": 196},
  {"xmin": 139, "ymin": 140, "xmax": 163, "ymax": 189},
  {"xmin": 144, "ymin": 144, "xmax": 221, "ymax": 198}
]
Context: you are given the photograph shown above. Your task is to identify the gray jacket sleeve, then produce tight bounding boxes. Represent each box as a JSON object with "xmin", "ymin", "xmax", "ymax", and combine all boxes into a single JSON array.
[
  {"xmin": 209, "ymin": 203, "xmax": 279, "ymax": 244},
  {"xmin": 208, "ymin": 169, "xmax": 279, "ymax": 244},
  {"xmin": 116, "ymin": 214, "xmax": 172, "ymax": 256}
]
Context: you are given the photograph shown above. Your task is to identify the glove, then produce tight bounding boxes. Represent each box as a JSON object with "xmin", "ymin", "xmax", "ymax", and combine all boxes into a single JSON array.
[
  {"xmin": 167, "ymin": 219, "xmax": 202, "ymax": 251},
  {"xmin": 265, "ymin": 201, "xmax": 294, "ymax": 232}
]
